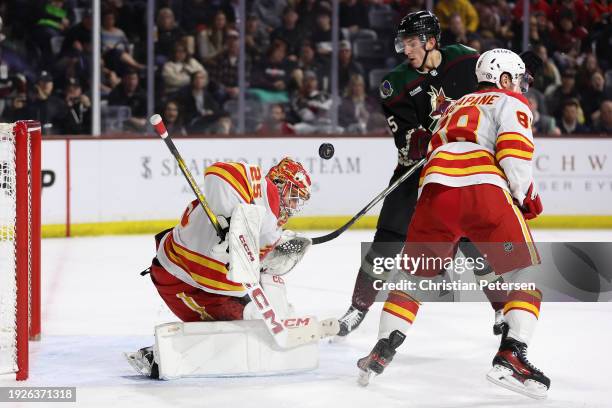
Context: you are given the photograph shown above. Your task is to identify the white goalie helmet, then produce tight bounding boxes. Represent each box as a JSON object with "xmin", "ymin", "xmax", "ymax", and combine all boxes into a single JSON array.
[{"xmin": 476, "ymin": 48, "xmax": 530, "ymax": 92}]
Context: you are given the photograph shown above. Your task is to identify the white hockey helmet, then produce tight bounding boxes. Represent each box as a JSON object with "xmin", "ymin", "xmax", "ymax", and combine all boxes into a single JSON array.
[{"xmin": 475, "ymin": 48, "xmax": 530, "ymax": 92}]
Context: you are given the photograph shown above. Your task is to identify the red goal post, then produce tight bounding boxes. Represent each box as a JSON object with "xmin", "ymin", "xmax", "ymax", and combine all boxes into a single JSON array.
[{"xmin": 0, "ymin": 121, "xmax": 41, "ymax": 381}]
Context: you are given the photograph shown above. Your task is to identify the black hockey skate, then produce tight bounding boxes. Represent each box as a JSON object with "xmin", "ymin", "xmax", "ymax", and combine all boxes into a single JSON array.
[
  {"xmin": 337, "ymin": 305, "xmax": 368, "ymax": 337},
  {"xmin": 124, "ymin": 346, "xmax": 159, "ymax": 379},
  {"xmin": 492, "ymin": 309, "xmax": 509, "ymax": 337},
  {"xmin": 487, "ymin": 337, "xmax": 550, "ymax": 399},
  {"xmin": 357, "ymin": 330, "xmax": 406, "ymax": 386}
]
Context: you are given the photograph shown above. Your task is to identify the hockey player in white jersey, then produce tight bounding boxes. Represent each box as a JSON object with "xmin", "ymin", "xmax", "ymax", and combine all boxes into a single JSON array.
[
  {"xmin": 126, "ymin": 157, "xmax": 321, "ymax": 378},
  {"xmin": 357, "ymin": 49, "xmax": 549, "ymax": 399}
]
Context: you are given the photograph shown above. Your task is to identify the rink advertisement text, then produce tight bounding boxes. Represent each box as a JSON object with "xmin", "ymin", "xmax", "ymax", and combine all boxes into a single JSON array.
[
  {"xmin": 33, "ymin": 137, "xmax": 612, "ymax": 227},
  {"xmin": 361, "ymin": 242, "xmax": 612, "ymax": 303}
]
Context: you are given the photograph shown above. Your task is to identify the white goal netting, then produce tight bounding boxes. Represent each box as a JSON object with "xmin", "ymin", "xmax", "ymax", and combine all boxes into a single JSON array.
[{"xmin": 0, "ymin": 122, "xmax": 18, "ymax": 375}]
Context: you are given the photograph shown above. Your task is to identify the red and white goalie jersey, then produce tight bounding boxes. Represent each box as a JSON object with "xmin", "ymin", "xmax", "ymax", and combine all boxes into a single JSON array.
[
  {"xmin": 156, "ymin": 162, "xmax": 282, "ymax": 297},
  {"xmin": 421, "ymin": 88, "xmax": 534, "ymax": 203}
]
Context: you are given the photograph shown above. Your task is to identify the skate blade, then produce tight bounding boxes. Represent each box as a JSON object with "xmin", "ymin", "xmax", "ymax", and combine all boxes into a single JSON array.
[
  {"xmin": 357, "ymin": 368, "xmax": 375, "ymax": 387},
  {"xmin": 487, "ymin": 365, "xmax": 548, "ymax": 400},
  {"xmin": 124, "ymin": 352, "xmax": 152, "ymax": 377}
]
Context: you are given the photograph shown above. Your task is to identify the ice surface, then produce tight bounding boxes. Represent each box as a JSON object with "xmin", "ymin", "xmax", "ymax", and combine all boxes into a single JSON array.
[{"xmin": 0, "ymin": 230, "xmax": 610, "ymax": 408}]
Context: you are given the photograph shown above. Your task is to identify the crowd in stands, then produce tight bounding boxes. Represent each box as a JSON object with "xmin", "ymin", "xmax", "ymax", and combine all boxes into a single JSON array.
[{"xmin": 0, "ymin": 0, "xmax": 610, "ymax": 135}]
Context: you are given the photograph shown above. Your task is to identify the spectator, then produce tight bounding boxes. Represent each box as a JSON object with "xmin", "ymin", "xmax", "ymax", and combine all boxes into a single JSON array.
[
  {"xmin": 577, "ymin": 53, "xmax": 602, "ymax": 90},
  {"xmin": 162, "ymin": 42, "xmax": 205, "ymax": 95},
  {"xmin": 101, "ymin": 65, "xmax": 121, "ymax": 97},
  {"xmin": 434, "ymin": 0, "xmax": 479, "ymax": 33},
  {"xmin": 162, "ymin": 100, "xmax": 187, "ymax": 136},
  {"xmin": 26, "ymin": 71, "xmax": 64, "ymax": 134},
  {"xmin": 557, "ymin": 98, "xmax": 590, "ymax": 134},
  {"xmin": 206, "ymin": 31, "xmax": 241, "ymax": 102},
  {"xmin": 179, "ymin": 70, "xmax": 223, "ymax": 133},
  {"xmin": 250, "ymin": 40, "xmax": 299, "ymax": 95},
  {"xmin": 155, "ymin": 8, "xmax": 192, "ymax": 63},
  {"xmin": 550, "ymin": 0, "xmax": 589, "ymax": 29},
  {"xmin": 257, "ymin": 103, "xmax": 295, "ymax": 135},
  {"xmin": 546, "ymin": 68, "xmax": 580, "ymax": 117},
  {"xmin": 101, "ymin": 7, "xmax": 129, "ymax": 53},
  {"xmin": 180, "ymin": 0, "xmax": 217, "ymax": 32},
  {"xmin": 338, "ymin": 40, "xmax": 364, "ymax": 94},
  {"xmin": 475, "ymin": 7, "xmax": 508, "ymax": 50},
  {"xmin": 107, "ymin": 0, "xmax": 146, "ymax": 41},
  {"xmin": 296, "ymin": 41, "xmax": 327, "ymax": 89},
  {"xmin": 310, "ymin": 10, "xmax": 343, "ymax": 56},
  {"xmin": 532, "ymin": 44, "xmax": 561, "ymax": 94},
  {"xmin": 33, "ymin": 0, "xmax": 71, "ymax": 66},
  {"xmin": 252, "ymin": 0, "xmax": 288, "ymax": 30},
  {"xmin": 197, "ymin": 10, "xmax": 230, "ymax": 64},
  {"xmin": 244, "ymin": 14, "xmax": 269, "ymax": 65},
  {"xmin": 2, "ymin": 91, "xmax": 29, "ymax": 123},
  {"xmin": 60, "ymin": 8, "xmax": 92, "ymax": 58},
  {"xmin": 580, "ymin": 71, "xmax": 611, "ymax": 124},
  {"xmin": 339, "ymin": 0, "xmax": 370, "ymax": 33},
  {"xmin": 441, "ymin": 13, "xmax": 469, "ymax": 45},
  {"xmin": 270, "ymin": 7, "xmax": 304, "ymax": 60},
  {"xmin": 526, "ymin": 92, "xmax": 560, "ymax": 135},
  {"xmin": 291, "ymin": 70, "xmax": 332, "ymax": 132},
  {"xmin": 57, "ymin": 77, "xmax": 91, "ymax": 134},
  {"xmin": 101, "ymin": 7, "xmax": 144, "ymax": 75},
  {"xmin": 108, "ymin": 69, "xmax": 147, "ymax": 131},
  {"xmin": 549, "ymin": 9, "xmax": 587, "ymax": 55},
  {"xmin": 339, "ymin": 74, "xmax": 377, "ymax": 133},
  {"xmin": 590, "ymin": 100, "xmax": 612, "ymax": 134}
]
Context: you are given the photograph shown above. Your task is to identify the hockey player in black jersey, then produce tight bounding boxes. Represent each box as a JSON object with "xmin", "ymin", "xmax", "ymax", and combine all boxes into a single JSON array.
[{"xmin": 337, "ymin": 10, "xmax": 510, "ymax": 337}]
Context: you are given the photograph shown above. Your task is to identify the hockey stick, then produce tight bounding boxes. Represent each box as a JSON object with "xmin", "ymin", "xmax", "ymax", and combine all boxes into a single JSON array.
[
  {"xmin": 311, "ymin": 159, "xmax": 426, "ymax": 245},
  {"xmin": 150, "ymin": 115, "xmax": 320, "ymax": 349}
]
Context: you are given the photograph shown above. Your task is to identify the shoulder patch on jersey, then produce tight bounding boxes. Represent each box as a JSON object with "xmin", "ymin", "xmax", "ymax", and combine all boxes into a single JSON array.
[{"xmin": 380, "ymin": 80, "xmax": 394, "ymax": 99}]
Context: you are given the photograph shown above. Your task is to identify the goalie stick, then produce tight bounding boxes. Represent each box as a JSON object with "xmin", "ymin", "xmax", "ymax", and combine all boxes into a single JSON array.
[
  {"xmin": 311, "ymin": 159, "xmax": 426, "ymax": 245},
  {"xmin": 150, "ymin": 114, "xmax": 322, "ymax": 349}
]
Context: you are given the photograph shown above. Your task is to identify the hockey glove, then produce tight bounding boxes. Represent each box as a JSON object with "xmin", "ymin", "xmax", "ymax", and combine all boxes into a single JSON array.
[
  {"xmin": 261, "ymin": 230, "xmax": 312, "ymax": 276},
  {"xmin": 408, "ymin": 127, "xmax": 433, "ymax": 160},
  {"xmin": 398, "ymin": 127, "xmax": 432, "ymax": 166},
  {"xmin": 520, "ymin": 183, "xmax": 543, "ymax": 220}
]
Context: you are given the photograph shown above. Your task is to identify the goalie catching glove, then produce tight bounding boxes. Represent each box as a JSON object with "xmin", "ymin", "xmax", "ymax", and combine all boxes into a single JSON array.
[{"xmin": 262, "ymin": 229, "xmax": 312, "ymax": 276}]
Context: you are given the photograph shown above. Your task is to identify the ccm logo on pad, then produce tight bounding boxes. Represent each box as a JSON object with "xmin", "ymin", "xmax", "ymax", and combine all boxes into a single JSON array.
[
  {"xmin": 239, "ymin": 235, "xmax": 255, "ymax": 261},
  {"xmin": 284, "ymin": 318, "xmax": 311, "ymax": 328}
]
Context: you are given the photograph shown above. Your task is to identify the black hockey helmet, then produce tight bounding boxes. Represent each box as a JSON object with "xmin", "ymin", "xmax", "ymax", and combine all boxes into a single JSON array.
[{"xmin": 395, "ymin": 11, "xmax": 441, "ymax": 53}]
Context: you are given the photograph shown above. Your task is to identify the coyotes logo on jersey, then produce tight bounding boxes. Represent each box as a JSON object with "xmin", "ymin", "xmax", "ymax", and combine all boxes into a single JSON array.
[{"xmin": 427, "ymin": 86, "xmax": 454, "ymax": 130}]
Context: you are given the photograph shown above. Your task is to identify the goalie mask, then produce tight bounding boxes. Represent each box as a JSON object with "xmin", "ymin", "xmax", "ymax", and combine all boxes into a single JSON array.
[{"xmin": 267, "ymin": 157, "xmax": 312, "ymax": 224}]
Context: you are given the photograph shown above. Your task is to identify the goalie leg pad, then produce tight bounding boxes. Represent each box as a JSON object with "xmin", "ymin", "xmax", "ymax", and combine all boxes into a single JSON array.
[{"xmin": 154, "ymin": 320, "xmax": 319, "ymax": 379}]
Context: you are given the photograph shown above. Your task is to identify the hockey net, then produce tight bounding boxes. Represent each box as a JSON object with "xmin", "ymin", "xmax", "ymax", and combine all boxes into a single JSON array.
[{"xmin": 0, "ymin": 121, "xmax": 41, "ymax": 381}]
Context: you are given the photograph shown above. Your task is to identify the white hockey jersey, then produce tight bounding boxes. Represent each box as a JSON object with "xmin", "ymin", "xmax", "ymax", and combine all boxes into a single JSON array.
[
  {"xmin": 157, "ymin": 162, "xmax": 282, "ymax": 297},
  {"xmin": 420, "ymin": 88, "xmax": 535, "ymax": 203}
]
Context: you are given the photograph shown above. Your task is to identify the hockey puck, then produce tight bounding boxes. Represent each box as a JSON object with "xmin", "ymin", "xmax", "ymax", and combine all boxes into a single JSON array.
[{"xmin": 319, "ymin": 143, "xmax": 335, "ymax": 160}]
